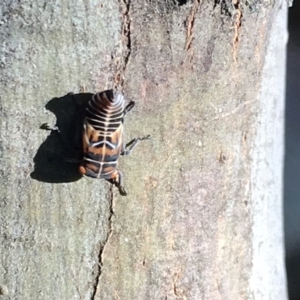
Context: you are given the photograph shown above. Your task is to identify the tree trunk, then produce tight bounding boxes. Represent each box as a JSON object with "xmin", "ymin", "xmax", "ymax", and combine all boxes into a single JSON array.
[{"xmin": 0, "ymin": 1, "xmax": 287, "ymax": 299}]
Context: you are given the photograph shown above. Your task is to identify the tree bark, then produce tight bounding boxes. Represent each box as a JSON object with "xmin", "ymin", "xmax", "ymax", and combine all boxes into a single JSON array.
[{"xmin": 0, "ymin": 0, "xmax": 287, "ymax": 299}]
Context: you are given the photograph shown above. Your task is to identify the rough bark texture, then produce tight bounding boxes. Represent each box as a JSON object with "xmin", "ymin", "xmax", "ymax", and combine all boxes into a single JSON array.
[{"xmin": 0, "ymin": 0, "xmax": 287, "ymax": 299}]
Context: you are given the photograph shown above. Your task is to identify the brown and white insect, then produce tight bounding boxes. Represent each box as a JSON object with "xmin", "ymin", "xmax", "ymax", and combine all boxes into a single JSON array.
[{"xmin": 79, "ymin": 90, "xmax": 149, "ymax": 196}]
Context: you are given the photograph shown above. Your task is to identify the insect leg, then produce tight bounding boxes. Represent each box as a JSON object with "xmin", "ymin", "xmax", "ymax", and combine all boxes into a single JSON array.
[
  {"xmin": 107, "ymin": 171, "xmax": 127, "ymax": 196},
  {"xmin": 40, "ymin": 123, "xmax": 60, "ymax": 132},
  {"xmin": 121, "ymin": 135, "xmax": 151, "ymax": 156},
  {"xmin": 107, "ymin": 170, "xmax": 127, "ymax": 196},
  {"xmin": 124, "ymin": 101, "xmax": 135, "ymax": 116},
  {"xmin": 116, "ymin": 171, "xmax": 127, "ymax": 196}
]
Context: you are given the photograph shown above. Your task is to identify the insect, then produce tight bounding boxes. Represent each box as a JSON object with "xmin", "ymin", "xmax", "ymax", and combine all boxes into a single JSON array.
[{"xmin": 79, "ymin": 90, "xmax": 150, "ymax": 196}]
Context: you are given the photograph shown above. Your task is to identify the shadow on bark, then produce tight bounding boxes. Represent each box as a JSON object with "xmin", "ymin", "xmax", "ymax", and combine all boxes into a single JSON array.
[
  {"xmin": 31, "ymin": 93, "xmax": 93, "ymax": 183},
  {"xmin": 286, "ymin": 252, "xmax": 300, "ymax": 300}
]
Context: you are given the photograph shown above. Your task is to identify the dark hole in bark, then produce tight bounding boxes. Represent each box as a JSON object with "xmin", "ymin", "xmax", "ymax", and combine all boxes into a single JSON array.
[{"xmin": 176, "ymin": 0, "xmax": 187, "ymax": 6}]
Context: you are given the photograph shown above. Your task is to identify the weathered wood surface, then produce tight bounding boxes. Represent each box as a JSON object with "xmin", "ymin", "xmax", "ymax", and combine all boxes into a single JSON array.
[{"xmin": 0, "ymin": 1, "xmax": 287, "ymax": 299}]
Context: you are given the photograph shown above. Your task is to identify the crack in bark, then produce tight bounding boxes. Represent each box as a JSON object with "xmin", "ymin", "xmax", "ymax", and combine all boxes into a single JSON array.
[
  {"xmin": 90, "ymin": 185, "xmax": 114, "ymax": 300},
  {"xmin": 114, "ymin": 0, "xmax": 132, "ymax": 90},
  {"xmin": 185, "ymin": 0, "xmax": 200, "ymax": 51},
  {"xmin": 172, "ymin": 271, "xmax": 187, "ymax": 299},
  {"xmin": 91, "ymin": 2, "xmax": 131, "ymax": 294},
  {"xmin": 232, "ymin": 0, "xmax": 242, "ymax": 62}
]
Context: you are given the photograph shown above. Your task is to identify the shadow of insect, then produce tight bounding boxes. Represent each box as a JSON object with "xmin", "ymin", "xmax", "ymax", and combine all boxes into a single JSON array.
[{"xmin": 31, "ymin": 92, "xmax": 93, "ymax": 183}]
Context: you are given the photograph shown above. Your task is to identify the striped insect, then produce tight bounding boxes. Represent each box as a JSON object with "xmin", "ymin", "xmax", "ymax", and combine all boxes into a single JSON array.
[{"xmin": 79, "ymin": 90, "xmax": 149, "ymax": 196}]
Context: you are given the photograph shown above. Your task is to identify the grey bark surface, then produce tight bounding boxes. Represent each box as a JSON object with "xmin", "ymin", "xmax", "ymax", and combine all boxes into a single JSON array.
[{"xmin": 0, "ymin": 1, "xmax": 287, "ymax": 299}]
